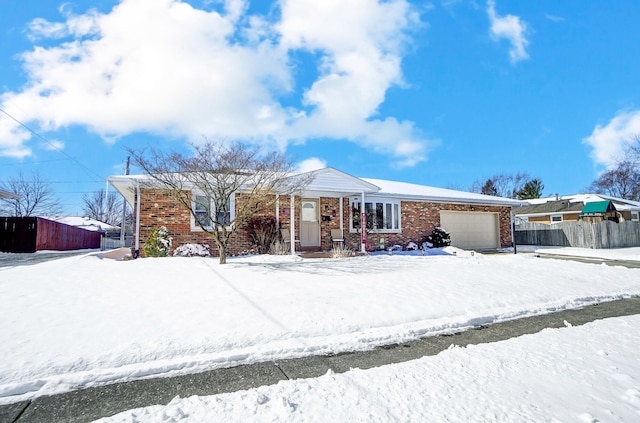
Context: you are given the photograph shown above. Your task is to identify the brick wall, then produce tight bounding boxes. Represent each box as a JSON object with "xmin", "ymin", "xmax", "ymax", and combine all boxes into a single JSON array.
[
  {"xmin": 340, "ymin": 198, "xmax": 513, "ymax": 251},
  {"xmin": 134, "ymin": 189, "xmax": 265, "ymax": 257},
  {"xmin": 134, "ymin": 189, "xmax": 513, "ymax": 256}
]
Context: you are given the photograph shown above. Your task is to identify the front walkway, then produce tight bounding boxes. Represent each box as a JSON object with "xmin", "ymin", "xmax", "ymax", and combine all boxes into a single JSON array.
[{"xmin": 3, "ymin": 297, "xmax": 639, "ymax": 423}]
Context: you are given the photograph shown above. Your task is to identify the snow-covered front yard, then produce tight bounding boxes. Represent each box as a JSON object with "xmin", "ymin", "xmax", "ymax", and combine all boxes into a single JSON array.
[{"xmin": 1, "ymin": 247, "xmax": 640, "ymax": 421}]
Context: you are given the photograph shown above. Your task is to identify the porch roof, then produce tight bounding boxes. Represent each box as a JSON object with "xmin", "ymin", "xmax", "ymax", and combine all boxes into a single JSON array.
[
  {"xmin": 296, "ymin": 167, "xmax": 380, "ymax": 198},
  {"xmin": 107, "ymin": 167, "xmax": 382, "ymax": 207}
]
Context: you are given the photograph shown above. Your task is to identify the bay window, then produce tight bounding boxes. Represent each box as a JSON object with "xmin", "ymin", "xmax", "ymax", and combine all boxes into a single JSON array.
[{"xmin": 351, "ymin": 197, "xmax": 400, "ymax": 232}]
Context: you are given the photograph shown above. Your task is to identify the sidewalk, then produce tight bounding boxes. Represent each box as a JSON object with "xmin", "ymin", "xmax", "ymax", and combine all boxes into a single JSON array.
[{"xmin": 3, "ymin": 296, "xmax": 639, "ymax": 423}]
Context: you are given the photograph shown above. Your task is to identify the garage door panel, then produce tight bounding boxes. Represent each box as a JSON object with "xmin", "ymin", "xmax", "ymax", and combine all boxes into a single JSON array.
[{"xmin": 440, "ymin": 211, "xmax": 499, "ymax": 250}]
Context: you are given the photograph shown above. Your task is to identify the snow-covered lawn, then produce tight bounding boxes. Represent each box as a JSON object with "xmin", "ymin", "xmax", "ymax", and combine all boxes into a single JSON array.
[
  {"xmin": 1, "ymin": 247, "xmax": 639, "ymax": 409},
  {"xmin": 518, "ymin": 245, "xmax": 640, "ymax": 261},
  {"xmin": 98, "ymin": 315, "xmax": 640, "ymax": 422}
]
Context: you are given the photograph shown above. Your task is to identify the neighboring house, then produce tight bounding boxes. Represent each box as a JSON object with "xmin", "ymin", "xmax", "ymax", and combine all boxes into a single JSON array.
[
  {"xmin": 107, "ymin": 167, "xmax": 524, "ymax": 256},
  {"xmin": 514, "ymin": 194, "xmax": 640, "ymax": 224}
]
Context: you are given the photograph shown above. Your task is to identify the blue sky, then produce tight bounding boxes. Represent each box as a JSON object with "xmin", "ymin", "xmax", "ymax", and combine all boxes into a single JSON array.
[{"xmin": 2, "ymin": 0, "xmax": 640, "ymax": 214}]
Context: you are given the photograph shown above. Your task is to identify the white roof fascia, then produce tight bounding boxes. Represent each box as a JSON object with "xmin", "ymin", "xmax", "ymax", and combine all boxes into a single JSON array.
[{"xmin": 0, "ymin": 189, "xmax": 19, "ymax": 199}]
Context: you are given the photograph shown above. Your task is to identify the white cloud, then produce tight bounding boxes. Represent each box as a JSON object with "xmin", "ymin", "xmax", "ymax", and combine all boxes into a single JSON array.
[
  {"xmin": 296, "ymin": 157, "xmax": 327, "ymax": 173},
  {"xmin": 545, "ymin": 14, "xmax": 565, "ymax": 23},
  {"xmin": 486, "ymin": 0, "xmax": 530, "ymax": 64},
  {"xmin": 0, "ymin": 0, "xmax": 434, "ymax": 169},
  {"xmin": 583, "ymin": 109, "xmax": 640, "ymax": 168}
]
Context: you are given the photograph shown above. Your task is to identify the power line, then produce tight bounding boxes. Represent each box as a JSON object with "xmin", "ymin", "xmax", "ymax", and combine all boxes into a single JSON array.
[
  {"xmin": 0, "ymin": 158, "xmax": 71, "ymax": 166},
  {"xmin": 0, "ymin": 106, "xmax": 106, "ymax": 182}
]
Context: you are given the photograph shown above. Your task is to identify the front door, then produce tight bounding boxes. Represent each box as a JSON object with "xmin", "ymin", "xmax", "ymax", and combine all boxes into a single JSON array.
[{"xmin": 300, "ymin": 199, "xmax": 320, "ymax": 248}]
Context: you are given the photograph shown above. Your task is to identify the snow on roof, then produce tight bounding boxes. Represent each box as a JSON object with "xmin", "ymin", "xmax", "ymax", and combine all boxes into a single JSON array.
[
  {"xmin": 527, "ymin": 194, "xmax": 640, "ymax": 211},
  {"xmin": 361, "ymin": 178, "xmax": 525, "ymax": 206},
  {"xmin": 45, "ymin": 216, "xmax": 120, "ymax": 232}
]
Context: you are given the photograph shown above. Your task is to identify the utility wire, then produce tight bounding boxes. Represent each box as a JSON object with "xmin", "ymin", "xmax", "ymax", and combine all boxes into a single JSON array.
[
  {"xmin": 0, "ymin": 106, "xmax": 106, "ymax": 182},
  {"xmin": 0, "ymin": 158, "xmax": 70, "ymax": 166}
]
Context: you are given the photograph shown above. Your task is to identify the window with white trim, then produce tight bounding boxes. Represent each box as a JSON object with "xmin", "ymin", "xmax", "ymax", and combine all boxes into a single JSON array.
[
  {"xmin": 192, "ymin": 193, "xmax": 234, "ymax": 229},
  {"xmin": 632, "ymin": 211, "xmax": 639, "ymax": 222},
  {"xmin": 350, "ymin": 197, "xmax": 400, "ymax": 232},
  {"xmin": 550, "ymin": 214, "xmax": 562, "ymax": 223}
]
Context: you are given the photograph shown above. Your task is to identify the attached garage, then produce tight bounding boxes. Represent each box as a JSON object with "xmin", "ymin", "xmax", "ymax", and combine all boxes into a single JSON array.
[{"xmin": 440, "ymin": 211, "xmax": 500, "ymax": 250}]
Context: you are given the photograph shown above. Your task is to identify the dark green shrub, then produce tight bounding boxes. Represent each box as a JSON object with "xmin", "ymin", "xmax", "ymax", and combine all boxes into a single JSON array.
[{"xmin": 423, "ymin": 227, "xmax": 451, "ymax": 248}]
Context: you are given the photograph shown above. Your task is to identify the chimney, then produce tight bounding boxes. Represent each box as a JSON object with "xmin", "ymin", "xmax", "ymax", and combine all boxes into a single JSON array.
[{"xmin": 555, "ymin": 193, "xmax": 559, "ymax": 201}]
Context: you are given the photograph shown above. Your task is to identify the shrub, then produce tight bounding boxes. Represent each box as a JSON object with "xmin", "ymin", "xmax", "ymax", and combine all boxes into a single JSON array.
[
  {"xmin": 406, "ymin": 241, "xmax": 419, "ymax": 251},
  {"xmin": 423, "ymin": 227, "xmax": 451, "ymax": 248},
  {"xmin": 331, "ymin": 243, "xmax": 355, "ymax": 258},
  {"xmin": 143, "ymin": 226, "xmax": 172, "ymax": 257},
  {"xmin": 173, "ymin": 243, "xmax": 210, "ymax": 257},
  {"xmin": 245, "ymin": 215, "xmax": 279, "ymax": 254}
]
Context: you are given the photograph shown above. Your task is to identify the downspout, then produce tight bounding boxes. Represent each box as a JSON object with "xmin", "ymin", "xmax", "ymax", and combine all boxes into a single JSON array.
[
  {"xmin": 511, "ymin": 208, "xmax": 517, "ymax": 254},
  {"xmin": 361, "ymin": 191, "xmax": 366, "ymax": 253},
  {"xmin": 135, "ymin": 181, "xmax": 141, "ymax": 258},
  {"xmin": 290, "ymin": 194, "xmax": 296, "ymax": 256}
]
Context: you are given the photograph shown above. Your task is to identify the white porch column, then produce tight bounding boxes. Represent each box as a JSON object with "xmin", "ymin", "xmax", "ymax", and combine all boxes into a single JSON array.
[
  {"xmin": 339, "ymin": 196, "xmax": 344, "ymax": 230},
  {"xmin": 290, "ymin": 194, "xmax": 296, "ymax": 256},
  {"xmin": 361, "ymin": 191, "xmax": 366, "ymax": 253},
  {"xmin": 275, "ymin": 194, "xmax": 280, "ymax": 226},
  {"xmin": 135, "ymin": 182, "xmax": 141, "ymax": 258}
]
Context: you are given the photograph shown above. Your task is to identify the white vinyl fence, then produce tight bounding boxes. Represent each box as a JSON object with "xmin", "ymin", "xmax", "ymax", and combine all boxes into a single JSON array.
[
  {"xmin": 515, "ymin": 221, "xmax": 640, "ymax": 249},
  {"xmin": 100, "ymin": 235, "xmax": 133, "ymax": 251}
]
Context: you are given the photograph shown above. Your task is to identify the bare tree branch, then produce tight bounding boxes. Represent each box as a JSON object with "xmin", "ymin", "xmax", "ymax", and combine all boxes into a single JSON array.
[
  {"xmin": 82, "ymin": 189, "xmax": 125, "ymax": 226},
  {"xmin": 0, "ymin": 171, "xmax": 62, "ymax": 217},
  {"xmin": 128, "ymin": 141, "xmax": 311, "ymax": 263}
]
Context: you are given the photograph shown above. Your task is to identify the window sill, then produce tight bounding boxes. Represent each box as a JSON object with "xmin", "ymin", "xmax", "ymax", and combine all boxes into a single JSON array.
[
  {"xmin": 350, "ymin": 229, "xmax": 401, "ymax": 234},
  {"xmin": 191, "ymin": 225, "xmax": 233, "ymax": 232}
]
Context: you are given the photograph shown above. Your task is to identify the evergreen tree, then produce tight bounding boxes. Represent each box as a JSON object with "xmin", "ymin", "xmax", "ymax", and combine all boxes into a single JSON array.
[
  {"xmin": 516, "ymin": 178, "xmax": 544, "ymax": 200},
  {"xmin": 480, "ymin": 179, "xmax": 498, "ymax": 196}
]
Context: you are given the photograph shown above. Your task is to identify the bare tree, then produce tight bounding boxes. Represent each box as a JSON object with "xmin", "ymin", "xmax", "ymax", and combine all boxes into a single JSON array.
[
  {"xmin": 588, "ymin": 136, "xmax": 640, "ymax": 201},
  {"xmin": 82, "ymin": 189, "xmax": 124, "ymax": 225},
  {"xmin": 128, "ymin": 141, "xmax": 311, "ymax": 264},
  {"xmin": 588, "ymin": 159, "xmax": 640, "ymax": 201},
  {"xmin": 471, "ymin": 172, "xmax": 532, "ymax": 199},
  {"xmin": 0, "ymin": 171, "xmax": 62, "ymax": 217}
]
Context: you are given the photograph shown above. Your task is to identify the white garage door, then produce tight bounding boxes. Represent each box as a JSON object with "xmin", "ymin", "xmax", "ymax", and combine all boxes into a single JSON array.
[{"xmin": 440, "ymin": 211, "xmax": 499, "ymax": 250}]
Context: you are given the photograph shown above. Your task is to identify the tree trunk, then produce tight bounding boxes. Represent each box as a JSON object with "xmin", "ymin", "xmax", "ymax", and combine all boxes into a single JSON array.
[{"xmin": 218, "ymin": 246, "xmax": 227, "ymax": 264}]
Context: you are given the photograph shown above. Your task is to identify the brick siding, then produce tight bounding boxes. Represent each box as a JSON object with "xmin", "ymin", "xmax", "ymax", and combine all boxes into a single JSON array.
[{"xmin": 133, "ymin": 189, "xmax": 513, "ymax": 256}]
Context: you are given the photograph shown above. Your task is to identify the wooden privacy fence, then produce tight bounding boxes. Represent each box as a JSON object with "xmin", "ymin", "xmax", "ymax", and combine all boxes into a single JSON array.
[
  {"xmin": 0, "ymin": 217, "xmax": 103, "ymax": 253},
  {"xmin": 515, "ymin": 221, "xmax": 640, "ymax": 249}
]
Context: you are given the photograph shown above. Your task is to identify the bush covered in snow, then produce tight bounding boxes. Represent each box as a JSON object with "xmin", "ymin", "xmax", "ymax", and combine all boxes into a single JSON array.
[
  {"xmin": 406, "ymin": 241, "xmax": 419, "ymax": 251},
  {"xmin": 173, "ymin": 243, "xmax": 210, "ymax": 257},
  {"xmin": 143, "ymin": 226, "xmax": 172, "ymax": 257},
  {"xmin": 423, "ymin": 227, "xmax": 451, "ymax": 248}
]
